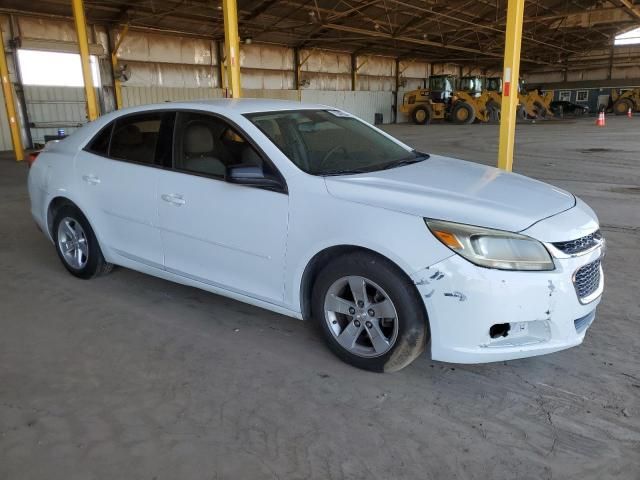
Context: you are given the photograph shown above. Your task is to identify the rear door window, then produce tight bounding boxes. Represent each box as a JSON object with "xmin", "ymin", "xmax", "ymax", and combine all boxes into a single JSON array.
[{"xmin": 109, "ymin": 113, "xmax": 165, "ymax": 165}]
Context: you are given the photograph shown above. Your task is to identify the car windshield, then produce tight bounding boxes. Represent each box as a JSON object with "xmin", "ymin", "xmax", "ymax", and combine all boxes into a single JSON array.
[{"xmin": 245, "ymin": 109, "xmax": 427, "ymax": 176}]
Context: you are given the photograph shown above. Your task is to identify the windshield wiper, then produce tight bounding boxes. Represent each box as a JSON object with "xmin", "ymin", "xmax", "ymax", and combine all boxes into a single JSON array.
[
  {"xmin": 380, "ymin": 152, "xmax": 430, "ymax": 170},
  {"xmin": 320, "ymin": 168, "xmax": 370, "ymax": 176}
]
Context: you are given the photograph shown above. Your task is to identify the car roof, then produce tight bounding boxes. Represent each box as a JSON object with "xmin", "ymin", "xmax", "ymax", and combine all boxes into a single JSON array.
[{"xmin": 118, "ymin": 98, "xmax": 332, "ymax": 115}]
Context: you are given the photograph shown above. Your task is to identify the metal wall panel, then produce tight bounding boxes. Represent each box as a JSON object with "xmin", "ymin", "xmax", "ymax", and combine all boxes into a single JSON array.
[
  {"xmin": 241, "ymin": 68, "xmax": 294, "ymax": 90},
  {"xmin": 121, "ymin": 86, "xmax": 225, "ymax": 107},
  {"xmin": 23, "ymin": 86, "xmax": 88, "ymax": 144},
  {"xmin": 17, "ymin": 16, "xmax": 78, "ymax": 42},
  {"xmin": 122, "ymin": 61, "xmax": 219, "ymax": 88},
  {"xmin": 301, "ymin": 90, "xmax": 393, "ymax": 124},
  {"xmin": 116, "ymin": 31, "xmax": 215, "ymax": 65},
  {"xmin": 243, "ymin": 89, "xmax": 299, "ymax": 101}
]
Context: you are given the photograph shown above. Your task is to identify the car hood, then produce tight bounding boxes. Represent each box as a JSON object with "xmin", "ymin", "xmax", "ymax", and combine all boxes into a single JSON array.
[{"xmin": 324, "ymin": 155, "xmax": 576, "ymax": 232}]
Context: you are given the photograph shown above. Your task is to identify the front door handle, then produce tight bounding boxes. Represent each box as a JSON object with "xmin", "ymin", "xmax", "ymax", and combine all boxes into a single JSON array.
[
  {"xmin": 82, "ymin": 174, "xmax": 101, "ymax": 185},
  {"xmin": 161, "ymin": 193, "xmax": 186, "ymax": 206}
]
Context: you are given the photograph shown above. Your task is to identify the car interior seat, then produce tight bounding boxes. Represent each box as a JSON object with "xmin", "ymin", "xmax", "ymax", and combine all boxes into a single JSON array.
[{"xmin": 182, "ymin": 121, "xmax": 226, "ymax": 177}]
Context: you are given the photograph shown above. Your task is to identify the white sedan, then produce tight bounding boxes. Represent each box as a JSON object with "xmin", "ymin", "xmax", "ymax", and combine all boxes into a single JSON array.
[{"xmin": 28, "ymin": 99, "xmax": 605, "ymax": 372}]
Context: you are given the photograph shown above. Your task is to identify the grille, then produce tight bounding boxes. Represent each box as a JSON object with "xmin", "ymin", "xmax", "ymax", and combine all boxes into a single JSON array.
[
  {"xmin": 553, "ymin": 230, "xmax": 602, "ymax": 255},
  {"xmin": 574, "ymin": 258, "xmax": 602, "ymax": 301}
]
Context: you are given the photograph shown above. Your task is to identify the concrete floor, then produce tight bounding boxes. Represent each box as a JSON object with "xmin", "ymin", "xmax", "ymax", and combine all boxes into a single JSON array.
[{"xmin": 1, "ymin": 116, "xmax": 639, "ymax": 479}]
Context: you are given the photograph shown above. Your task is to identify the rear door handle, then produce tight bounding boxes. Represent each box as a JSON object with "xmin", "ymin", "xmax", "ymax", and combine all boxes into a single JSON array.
[
  {"xmin": 161, "ymin": 193, "xmax": 186, "ymax": 206},
  {"xmin": 82, "ymin": 174, "xmax": 101, "ymax": 185}
]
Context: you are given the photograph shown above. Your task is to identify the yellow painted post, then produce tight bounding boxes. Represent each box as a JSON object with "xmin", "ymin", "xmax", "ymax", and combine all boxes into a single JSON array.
[
  {"xmin": 71, "ymin": 0, "xmax": 99, "ymax": 120},
  {"xmin": 222, "ymin": 0, "xmax": 241, "ymax": 98},
  {"xmin": 0, "ymin": 26, "xmax": 24, "ymax": 161},
  {"xmin": 111, "ymin": 25, "xmax": 128, "ymax": 110},
  {"xmin": 497, "ymin": 0, "xmax": 525, "ymax": 171}
]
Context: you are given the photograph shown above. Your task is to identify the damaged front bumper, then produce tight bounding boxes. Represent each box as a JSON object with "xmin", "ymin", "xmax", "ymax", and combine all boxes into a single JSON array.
[{"xmin": 411, "ymin": 245, "xmax": 603, "ymax": 364}]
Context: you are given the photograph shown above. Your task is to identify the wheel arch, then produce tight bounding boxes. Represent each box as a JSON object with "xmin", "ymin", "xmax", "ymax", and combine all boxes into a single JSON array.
[
  {"xmin": 46, "ymin": 196, "xmax": 105, "ymax": 256},
  {"xmin": 299, "ymin": 244, "xmax": 428, "ymax": 324}
]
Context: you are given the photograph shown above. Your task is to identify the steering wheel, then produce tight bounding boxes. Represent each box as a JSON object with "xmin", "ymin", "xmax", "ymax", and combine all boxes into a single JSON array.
[{"xmin": 318, "ymin": 145, "xmax": 349, "ymax": 171}]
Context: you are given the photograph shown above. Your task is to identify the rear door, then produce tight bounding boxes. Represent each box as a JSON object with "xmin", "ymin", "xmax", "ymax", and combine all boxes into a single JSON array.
[
  {"xmin": 155, "ymin": 110, "xmax": 289, "ymax": 303},
  {"xmin": 77, "ymin": 111, "xmax": 174, "ymax": 268}
]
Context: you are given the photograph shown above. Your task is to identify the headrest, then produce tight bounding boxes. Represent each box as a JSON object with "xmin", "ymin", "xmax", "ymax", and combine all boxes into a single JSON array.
[
  {"xmin": 184, "ymin": 122, "xmax": 214, "ymax": 154},
  {"xmin": 242, "ymin": 146, "xmax": 262, "ymax": 165},
  {"xmin": 114, "ymin": 124, "xmax": 142, "ymax": 145},
  {"xmin": 256, "ymin": 119, "xmax": 279, "ymax": 139}
]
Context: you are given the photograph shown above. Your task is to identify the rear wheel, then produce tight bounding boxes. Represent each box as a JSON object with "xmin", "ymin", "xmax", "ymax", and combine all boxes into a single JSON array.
[
  {"xmin": 613, "ymin": 98, "xmax": 632, "ymax": 115},
  {"xmin": 312, "ymin": 252, "xmax": 429, "ymax": 372},
  {"xmin": 533, "ymin": 101, "xmax": 549, "ymax": 119},
  {"xmin": 412, "ymin": 105, "xmax": 432, "ymax": 125},
  {"xmin": 451, "ymin": 102, "xmax": 476, "ymax": 124},
  {"xmin": 53, "ymin": 205, "xmax": 113, "ymax": 279}
]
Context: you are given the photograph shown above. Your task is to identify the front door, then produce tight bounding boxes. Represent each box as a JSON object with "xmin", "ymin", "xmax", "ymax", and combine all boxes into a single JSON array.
[{"xmin": 156, "ymin": 111, "xmax": 289, "ymax": 303}]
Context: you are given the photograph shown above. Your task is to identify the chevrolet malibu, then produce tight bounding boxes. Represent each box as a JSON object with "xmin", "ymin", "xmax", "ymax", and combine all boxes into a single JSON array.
[{"xmin": 28, "ymin": 99, "xmax": 605, "ymax": 372}]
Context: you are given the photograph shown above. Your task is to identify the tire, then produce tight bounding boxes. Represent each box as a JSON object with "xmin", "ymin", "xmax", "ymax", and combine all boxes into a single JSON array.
[
  {"xmin": 533, "ymin": 101, "xmax": 549, "ymax": 119},
  {"xmin": 311, "ymin": 252, "xmax": 429, "ymax": 373},
  {"xmin": 486, "ymin": 100, "xmax": 501, "ymax": 123},
  {"xmin": 53, "ymin": 205, "xmax": 113, "ymax": 279},
  {"xmin": 517, "ymin": 105, "xmax": 527, "ymax": 120},
  {"xmin": 451, "ymin": 102, "xmax": 475, "ymax": 124},
  {"xmin": 412, "ymin": 105, "xmax": 432, "ymax": 125},
  {"xmin": 613, "ymin": 99, "xmax": 632, "ymax": 115}
]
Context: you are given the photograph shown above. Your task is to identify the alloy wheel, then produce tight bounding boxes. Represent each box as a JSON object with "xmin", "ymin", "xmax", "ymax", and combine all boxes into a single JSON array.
[
  {"xmin": 323, "ymin": 275, "xmax": 399, "ymax": 358},
  {"xmin": 57, "ymin": 217, "xmax": 89, "ymax": 269}
]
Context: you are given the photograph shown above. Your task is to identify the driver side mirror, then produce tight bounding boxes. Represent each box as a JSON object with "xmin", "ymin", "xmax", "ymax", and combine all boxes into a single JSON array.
[{"xmin": 225, "ymin": 164, "xmax": 284, "ymax": 191}]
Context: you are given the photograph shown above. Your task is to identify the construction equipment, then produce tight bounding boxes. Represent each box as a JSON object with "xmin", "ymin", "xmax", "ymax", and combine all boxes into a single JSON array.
[
  {"xmin": 399, "ymin": 88, "xmax": 447, "ymax": 125},
  {"xmin": 484, "ymin": 77, "xmax": 554, "ymax": 121},
  {"xmin": 450, "ymin": 76, "xmax": 502, "ymax": 124},
  {"xmin": 399, "ymin": 74, "xmax": 455, "ymax": 125},
  {"xmin": 518, "ymin": 88, "xmax": 554, "ymax": 119},
  {"xmin": 611, "ymin": 88, "xmax": 640, "ymax": 115}
]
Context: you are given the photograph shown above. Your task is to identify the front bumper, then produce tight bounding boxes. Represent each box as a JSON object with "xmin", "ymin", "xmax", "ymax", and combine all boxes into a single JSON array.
[{"xmin": 412, "ymin": 245, "xmax": 603, "ymax": 364}]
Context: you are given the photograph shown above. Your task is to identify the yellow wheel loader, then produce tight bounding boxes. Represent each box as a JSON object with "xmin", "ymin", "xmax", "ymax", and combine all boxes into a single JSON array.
[
  {"xmin": 400, "ymin": 75, "xmax": 455, "ymax": 125},
  {"xmin": 611, "ymin": 88, "xmax": 640, "ymax": 115},
  {"xmin": 518, "ymin": 89, "xmax": 554, "ymax": 119},
  {"xmin": 399, "ymin": 89, "xmax": 447, "ymax": 124},
  {"xmin": 483, "ymin": 77, "xmax": 553, "ymax": 121},
  {"xmin": 449, "ymin": 76, "xmax": 503, "ymax": 124}
]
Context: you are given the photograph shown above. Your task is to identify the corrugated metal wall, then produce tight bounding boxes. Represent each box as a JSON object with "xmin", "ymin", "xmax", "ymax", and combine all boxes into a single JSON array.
[
  {"xmin": 121, "ymin": 86, "xmax": 224, "ymax": 107},
  {"xmin": 301, "ymin": 90, "xmax": 394, "ymax": 124},
  {"xmin": 120, "ymin": 86, "xmax": 391, "ymax": 124}
]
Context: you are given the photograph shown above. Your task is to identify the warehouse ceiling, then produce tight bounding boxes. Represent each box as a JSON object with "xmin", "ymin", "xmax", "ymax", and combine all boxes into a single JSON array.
[{"xmin": 1, "ymin": 0, "xmax": 639, "ymax": 69}]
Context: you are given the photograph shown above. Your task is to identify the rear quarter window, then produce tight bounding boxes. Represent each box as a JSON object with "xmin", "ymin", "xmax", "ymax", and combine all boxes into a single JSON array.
[{"xmin": 85, "ymin": 123, "xmax": 113, "ymax": 156}]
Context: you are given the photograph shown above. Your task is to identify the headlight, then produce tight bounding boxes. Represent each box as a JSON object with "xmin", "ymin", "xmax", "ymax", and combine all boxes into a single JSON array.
[{"xmin": 425, "ymin": 219, "xmax": 554, "ymax": 271}]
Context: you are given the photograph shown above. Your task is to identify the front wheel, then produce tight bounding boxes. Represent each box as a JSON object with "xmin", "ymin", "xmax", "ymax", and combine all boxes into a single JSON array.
[
  {"xmin": 412, "ymin": 105, "xmax": 432, "ymax": 125},
  {"xmin": 312, "ymin": 252, "xmax": 429, "ymax": 372}
]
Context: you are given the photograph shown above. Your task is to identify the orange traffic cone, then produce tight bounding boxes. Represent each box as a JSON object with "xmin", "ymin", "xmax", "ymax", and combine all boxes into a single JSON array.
[
  {"xmin": 596, "ymin": 110, "xmax": 606, "ymax": 127},
  {"xmin": 628, "ymin": 107, "xmax": 633, "ymax": 119}
]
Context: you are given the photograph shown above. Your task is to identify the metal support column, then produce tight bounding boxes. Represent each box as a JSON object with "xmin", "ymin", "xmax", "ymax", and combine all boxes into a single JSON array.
[
  {"xmin": 215, "ymin": 40, "xmax": 225, "ymax": 91},
  {"xmin": 110, "ymin": 25, "xmax": 128, "ymax": 110},
  {"xmin": 71, "ymin": 0, "xmax": 99, "ymax": 120},
  {"xmin": 394, "ymin": 58, "xmax": 400, "ymax": 124},
  {"xmin": 222, "ymin": 0, "xmax": 241, "ymax": 98},
  {"xmin": 497, "ymin": 0, "xmax": 525, "ymax": 171},
  {"xmin": 351, "ymin": 54, "xmax": 357, "ymax": 91},
  {"xmin": 293, "ymin": 47, "xmax": 300, "ymax": 89},
  {"xmin": 0, "ymin": 25, "xmax": 24, "ymax": 161}
]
